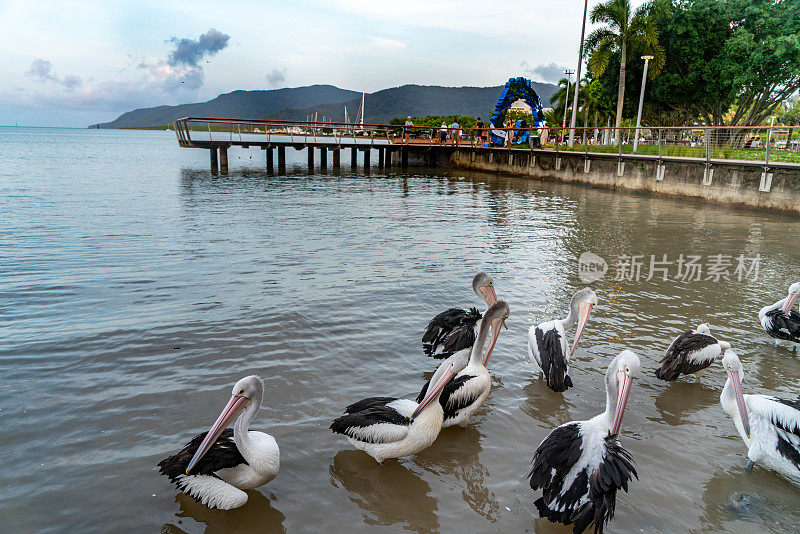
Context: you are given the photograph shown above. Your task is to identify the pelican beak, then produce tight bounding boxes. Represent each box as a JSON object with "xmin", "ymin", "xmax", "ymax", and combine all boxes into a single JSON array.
[
  {"xmin": 781, "ymin": 292, "xmax": 798, "ymax": 314},
  {"xmin": 482, "ymin": 317, "xmax": 506, "ymax": 366},
  {"xmin": 727, "ymin": 369, "xmax": 751, "ymax": 439},
  {"xmin": 481, "ymin": 284, "xmax": 499, "ymax": 306},
  {"xmin": 570, "ymin": 302, "xmax": 594, "ymax": 358},
  {"xmin": 411, "ymin": 363, "xmax": 454, "ymax": 420},
  {"xmin": 186, "ymin": 394, "xmax": 251, "ymax": 474},
  {"xmin": 611, "ymin": 370, "xmax": 633, "ymax": 436}
]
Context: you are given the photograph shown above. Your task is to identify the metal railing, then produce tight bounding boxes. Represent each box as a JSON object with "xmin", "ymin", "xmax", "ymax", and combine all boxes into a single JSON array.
[{"xmin": 173, "ymin": 118, "xmax": 800, "ymax": 167}]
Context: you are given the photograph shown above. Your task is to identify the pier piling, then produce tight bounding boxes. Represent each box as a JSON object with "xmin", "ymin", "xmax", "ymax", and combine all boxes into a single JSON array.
[
  {"xmin": 219, "ymin": 146, "xmax": 228, "ymax": 173},
  {"xmin": 401, "ymin": 149, "xmax": 408, "ymax": 168},
  {"xmin": 385, "ymin": 149, "xmax": 392, "ymax": 168},
  {"xmin": 351, "ymin": 147, "xmax": 357, "ymax": 168},
  {"xmin": 308, "ymin": 146, "xmax": 314, "ymax": 169},
  {"xmin": 378, "ymin": 148, "xmax": 384, "ymax": 168},
  {"xmin": 333, "ymin": 148, "xmax": 340, "ymax": 168},
  {"xmin": 210, "ymin": 148, "xmax": 218, "ymax": 173},
  {"xmin": 320, "ymin": 147, "xmax": 327, "ymax": 169},
  {"xmin": 364, "ymin": 149, "xmax": 370, "ymax": 170},
  {"xmin": 278, "ymin": 146, "xmax": 286, "ymax": 173},
  {"xmin": 266, "ymin": 147, "xmax": 274, "ymax": 172}
]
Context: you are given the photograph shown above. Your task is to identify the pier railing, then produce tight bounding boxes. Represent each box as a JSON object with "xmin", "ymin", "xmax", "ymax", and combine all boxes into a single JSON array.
[{"xmin": 173, "ymin": 118, "xmax": 800, "ymax": 167}]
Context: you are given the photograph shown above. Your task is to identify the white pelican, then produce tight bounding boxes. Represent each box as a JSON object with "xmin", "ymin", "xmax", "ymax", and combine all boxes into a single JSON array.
[
  {"xmin": 330, "ymin": 358, "xmax": 465, "ymax": 464},
  {"xmin": 158, "ymin": 376, "xmax": 279, "ymax": 510},
  {"xmin": 528, "ymin": 350, "xmax": 640, "ymax": 533},
  {"xmin": 719, "ymin": 349, "xmax": 800, "ymax": 485},
  {"xmin": 759, "ymin": 282, "xmax": 800, "ymax": 350},
  {"xmin": 415, "ymin": 301, "xmax": 510, "ymax": 428},
  {"xmin": 527, "ymin": 288, "xmax": 597, "ymax": 392},
  {"xmin": 655, "ymin": 323, "xmax": 731, "ymax": 381},
  {"xmin": 422, "ymin": 272, "xmax": 498, "ymax": 359}
]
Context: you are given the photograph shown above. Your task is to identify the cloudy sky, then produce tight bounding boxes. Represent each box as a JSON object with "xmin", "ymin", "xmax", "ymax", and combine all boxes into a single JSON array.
[{"xmin": 0, "ymin": 0, "xmax": 620, "ymax": 127}]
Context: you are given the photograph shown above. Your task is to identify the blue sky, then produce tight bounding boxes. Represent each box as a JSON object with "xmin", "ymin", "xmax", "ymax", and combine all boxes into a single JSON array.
[{"xmin": 0, "ymin": 0, "xmax": 624, "ymax": 127}]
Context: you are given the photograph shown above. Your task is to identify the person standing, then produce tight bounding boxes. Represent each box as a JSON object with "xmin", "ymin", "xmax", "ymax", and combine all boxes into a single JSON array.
[
  {"xmin": 439, "ymin": 122, "xmax": 448, "ymax": 145},
  {"xmin": 404, "ymin": 116, "xmax": 414, "ymax": 143},
  {"xmin": 450, "ymin": 120, "xmax": 460, "ymax": 146},
  {"xmin": 476, "ymin": 117, "xmax": 484, "ymax": 145}
]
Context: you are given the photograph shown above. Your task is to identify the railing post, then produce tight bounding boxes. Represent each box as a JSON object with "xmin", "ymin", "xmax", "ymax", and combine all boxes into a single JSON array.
[{"xmin": 765, "ymin": 121, "xmax": 773, "ymax": 169}]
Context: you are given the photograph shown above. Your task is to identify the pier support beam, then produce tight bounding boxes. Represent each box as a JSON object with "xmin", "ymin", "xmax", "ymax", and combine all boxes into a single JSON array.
[
  {"xmin": 210, "ymin": 147, "xmax": 218, "ymax": 173},
  {"xmin": 278, "ymin": 146, "xmax": 286, "ymax": 173},
  {"xmin": 385, "ymin": 149, "xmax": 392, "ymax": 168},
  {"xmin": 363, "ymin": 149, "xmax": 370, "ymax": 170},
  {"xmin": 351, "ymin": 147, "xmax": 357, "ymax": 168},
  {"xmin": 378, "ymin": 148, "xmax": 384, "ymax": 168},
  {"xmin": 307, "ymin": 146, "xmax": 314, "ymax": 169},
  {"xmin": 219, "ymin": 146, "xmax": 228, "ymax": 173},
  {"xmin": 266, "ymin": 147, "xmax": 274, "ymax": 172},
  {"xmin": 333, "ymin": 148, "xmax": 340, "ymax": 168},
  {"xmin": 401, "ymin": 148, "xmax": 408, "ymax": 168},
  {"xmin": 320, "ymin": 147, "xmax": 327, "ymax": 169}
]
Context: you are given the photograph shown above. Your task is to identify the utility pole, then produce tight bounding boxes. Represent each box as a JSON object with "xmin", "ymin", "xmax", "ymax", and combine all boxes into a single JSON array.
[
  {"xmin": 562, "ymin": 69, "xmax": 574, "ymax": 144},
  {"xmin": 633, "ymin": 55, "xmax": 654, "ymax": 153},
  {"xmin": 569, "ymin": 0, "xmax": 590, "ymax": 148}
]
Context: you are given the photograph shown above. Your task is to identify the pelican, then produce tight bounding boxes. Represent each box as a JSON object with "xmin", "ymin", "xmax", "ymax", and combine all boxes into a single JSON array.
[
  {"xmin": 422, "ymin": 271, "xmax": 498, "ymax": 359},
  {"xmin": 655, "ymin": 323, "xmax": 731, "ymax": 381},
  {"xmin": 330, "ymin": 359, "xmax": 464, "ymax": 464},
  {"xmin": 528, "ymin": 350, "xmax": 640, "ymax": 534},
  {"xmin": 415, "ymin": 301, "xmax": 510, "ymax": 428},
  {"xmin": 527, "ymin": 288, "xmax": 597, "ymax": 392},
  {"xmin": 719, "ymin": 349, "xmax": 800, "ymax": 485},
  {"xmin": 158, "ymin": 376, "xmax": 279, "ymax": 510},
  {"xmin": 759, "ymin": 282, "xmax": 800, "ymax": 350}
]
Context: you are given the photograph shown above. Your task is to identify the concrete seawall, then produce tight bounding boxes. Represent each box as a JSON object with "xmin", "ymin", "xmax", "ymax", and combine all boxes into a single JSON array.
[{"xmin": 449, "ymin": 149, "xmax": 800, "ymax": 216}]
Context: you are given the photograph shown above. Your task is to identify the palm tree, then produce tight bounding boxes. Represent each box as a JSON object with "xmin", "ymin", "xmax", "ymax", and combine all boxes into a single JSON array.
[
  {"xmin": 585, "ymin": 0, "xmax": 663, "ymax": 145},
  {"xmin": 549, "ymin": 77, "xmax": 573, "ymax": 132}
]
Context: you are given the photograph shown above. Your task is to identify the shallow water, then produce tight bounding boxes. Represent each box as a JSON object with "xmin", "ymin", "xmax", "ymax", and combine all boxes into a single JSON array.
[{"xmin": 1, "ymin": 127, "xmax": 799, "ymax": 533}]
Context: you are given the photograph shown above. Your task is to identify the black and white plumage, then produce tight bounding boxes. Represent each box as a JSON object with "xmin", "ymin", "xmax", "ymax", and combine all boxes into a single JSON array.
[
  {"xmin": 158, "ymin": 376, "xmax": 279, "ymax": 510},
  {"xmin": 528, "ymin": 350, "xmax": 640, "ymax": 534},
  {"xmin": 759, "ymin": 282, "xmax": 800, "ymax": 350},
  {"xmin": 331, "ymin": 358, "xmax": 464, "ymax": 463},
  {"xmin": 422, "ymin": 272, "xmax": 497, "ymax": 359},
  {"xmin": 528, "ymin": 288, "xmax": 597, "ymax": 392},
  {"xmin": 416, "ymin": 301, "xmax": 510, "ymax": 428},
  {"xmin": 655, "ymin": 323, "xmax": 731, "ymax": 382},
  {"xmin": 720, "ymin": 350, "xmax": 800, "ymax": 485}
]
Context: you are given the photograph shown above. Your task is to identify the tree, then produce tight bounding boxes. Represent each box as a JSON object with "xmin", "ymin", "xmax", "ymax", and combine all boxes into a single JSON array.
[
  {"xmin": 586, "ymin": 0, "xmax": 664, "ymax": 144},
  {"xmin": 779, "ymin": 98, "xmax": 800, "ymax": 146},
  {"xmin": 549, "ymin": 77, "xmax": 574, "ymax": 129}
]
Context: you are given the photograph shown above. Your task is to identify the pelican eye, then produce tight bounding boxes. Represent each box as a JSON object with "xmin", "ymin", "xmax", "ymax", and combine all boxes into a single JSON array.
[{"xmin": 239, "ymin": 389, "xmax": 245, "ymax": 395}]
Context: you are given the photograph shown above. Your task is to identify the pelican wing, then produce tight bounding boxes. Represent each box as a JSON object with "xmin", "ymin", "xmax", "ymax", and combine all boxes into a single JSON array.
[
  {"xmin": 571, "ymin": 434, "xmax": 638, "ymax": 534},
  {"xmin": 439, "ymin": 374, "xmax": 480, "ymax": 419},
  {"xmin": 535, "ymin": 327, "xmax": 572, "ymax": 392},
  {"xmin": 655, "ymin": 332, "xmax": 719, "ymax": 381},
  {"xmin": 331, "ymin": 399, "xmax": 412, "ymax": 444},
  {"xmin": 422, "ymin": 307, "xmax": 481, "ymax": 358},
  {"xmin": 158, "ymin": 428, "xmax": 246, "ymax": 482},
  {"xmin": 764, "ymin": 309, "xmax": 800, "ymax": 342}
]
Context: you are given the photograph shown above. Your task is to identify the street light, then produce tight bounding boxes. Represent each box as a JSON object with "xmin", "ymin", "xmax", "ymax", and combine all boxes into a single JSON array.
[
  {"xmin": 568, "ymin": 0, "xmax": 590, "ymax": 148},
  {"xmin": 562, "ymin": 69, "xmax": 574, "ymax": 143},
  {"xmin": 633, "ymin": 55, "xmax": 654, "ymax": 153}
]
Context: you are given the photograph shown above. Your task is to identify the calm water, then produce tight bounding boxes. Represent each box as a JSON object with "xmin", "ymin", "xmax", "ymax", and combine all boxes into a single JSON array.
[{"xmin": 1, "ymin": 127, "xmax": 799, "ymax": 533}]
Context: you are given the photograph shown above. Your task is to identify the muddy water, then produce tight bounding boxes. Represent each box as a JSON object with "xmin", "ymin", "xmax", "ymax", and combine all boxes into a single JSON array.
[{"xmin": 1, "ymin": 127, "xmax": 799, "ymax": 533}]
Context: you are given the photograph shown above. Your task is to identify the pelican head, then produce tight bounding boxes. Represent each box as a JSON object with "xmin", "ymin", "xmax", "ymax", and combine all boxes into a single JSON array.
[
  {"xmin": 570, "ymin": 288, "xmax": 598, "ymax": 357},
  {"xmin": 186, "ymin": 375, "xmax": 264, "ymax": 474},
  {"xmin": 411, "ymin": 362, "xmax": 458, "ymax": 420},
  {"xmin": 608, "ymin": 349, "xmax": 640, "ymax": 436},
  {"xmin": 721, "ymin": 349, "xmax": 750, "ymax": 439},
  {"xmin": 481, "ymin": 300, "xmax": 510, "ymax": 366},
  {"xmin": 472, "ymin": 271, "xmax": 498, "ymax": 306},
  {"xmin": 781, "ymin": 282, "xmax": 800, "ymax": 313},
  {"xmin": 696, "ymin": 323, "xmax": 711, "ymax": 335}
]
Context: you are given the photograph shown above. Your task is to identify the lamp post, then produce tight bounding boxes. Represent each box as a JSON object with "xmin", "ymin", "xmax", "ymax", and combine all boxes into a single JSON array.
[
  {"xmin": 568, "ymin": 0, "xmax": 590, "ymax": 148},
  {"xmin": 633, "ymin": 55, "xmax": 654, "ymax": 153},
  {"xmin": 562, "ymin": 69, "xmax": 574, "ymax": 144}
]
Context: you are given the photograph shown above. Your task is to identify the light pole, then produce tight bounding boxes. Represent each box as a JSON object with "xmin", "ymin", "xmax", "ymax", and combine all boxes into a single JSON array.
[
  {"xmin": 633, "ymin": 55, "xmax": 654, "ymax": 153},
  {"xmin": 568, "ymin": 0, "xmax": 590, "ymax": 148},
  {"xmin": 562, "ymin": 69, "xmax": 574, "ymax": 144}
]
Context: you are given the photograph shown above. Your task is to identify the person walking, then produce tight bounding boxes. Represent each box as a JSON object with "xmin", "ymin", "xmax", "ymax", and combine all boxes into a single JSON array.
[{"xmin": 404, "ymin": 116, "xmax": 414, "ymax": 143}]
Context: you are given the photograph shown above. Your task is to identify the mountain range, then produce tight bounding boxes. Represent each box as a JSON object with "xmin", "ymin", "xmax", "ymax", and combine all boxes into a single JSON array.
[{"xmin": 95, "ymin": 82, "xmax": 558, "ymax": 128}]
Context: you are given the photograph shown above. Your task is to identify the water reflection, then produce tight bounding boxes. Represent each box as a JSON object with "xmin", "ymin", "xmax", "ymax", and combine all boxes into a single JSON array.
[
  {"xmin": 330, "ymin": 451, "xmax": 439, "ymax": 532},
  {"xmin": 654, "ymin": 381, "xmax": 719, "ymax": 427},
  {"xmin": 163, "ymin": 490, "xmax": 286, "ymax": 534}
]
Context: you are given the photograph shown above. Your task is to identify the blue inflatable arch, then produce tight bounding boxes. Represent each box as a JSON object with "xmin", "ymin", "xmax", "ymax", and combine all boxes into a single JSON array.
[{"xmin": 488, "ymin": 77, "xmax": 546, "ymax": 146}]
